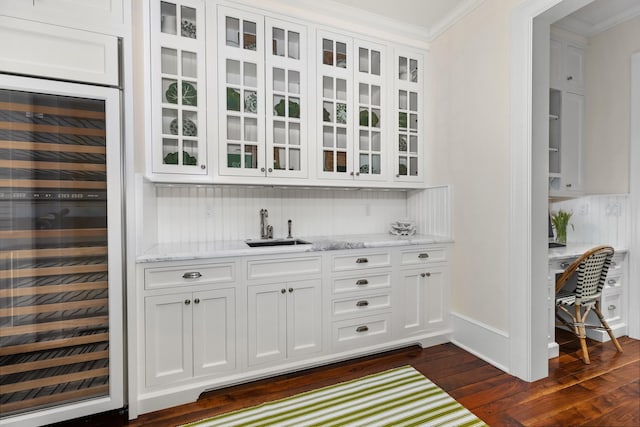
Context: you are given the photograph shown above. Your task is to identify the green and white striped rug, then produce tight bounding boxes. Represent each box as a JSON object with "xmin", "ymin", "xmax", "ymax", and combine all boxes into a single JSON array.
[{"xmin": 182, "ymin": 366, "xmax": 488, "ymax": 427}]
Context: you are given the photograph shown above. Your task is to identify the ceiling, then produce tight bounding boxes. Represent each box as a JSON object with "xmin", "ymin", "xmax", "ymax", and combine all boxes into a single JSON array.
[
  {"xmin": 327, "ymin": 0, "xmax": 478, "ymax": 40},
  {"xmin": 549, "ymin": 0, "xmax": 640, "ymax": 38},
  {"xmin": 328, "ymin": 0, "xmax": 640, "ymax": 40}
]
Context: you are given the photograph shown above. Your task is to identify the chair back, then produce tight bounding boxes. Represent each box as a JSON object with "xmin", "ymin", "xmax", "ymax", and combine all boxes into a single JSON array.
[{"xmin": 555, "ymin": 246, "xmax": 614, "ymax": 304}]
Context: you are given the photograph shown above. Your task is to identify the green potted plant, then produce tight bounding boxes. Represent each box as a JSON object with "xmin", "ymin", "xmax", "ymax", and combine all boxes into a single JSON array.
[{"xmin": 551, "ymin": 209, "xmax": 574, "ymax": 244}]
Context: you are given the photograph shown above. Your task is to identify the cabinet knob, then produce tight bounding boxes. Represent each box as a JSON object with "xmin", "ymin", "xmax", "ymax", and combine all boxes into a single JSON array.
[
  {"xmin": 566, "ymin": 183, "xmax": 572, "ymax": 188},
  {"xmin": 396, "ymin": 174, "xmax": 400, "ymax": 178},
  {"xmin": 200, "ymin": 164, "xmax": 206, "ymax": 170},
  {"xmin": 288, "ymin": 287, "xmax": 293, "ymax": 293},
  {"xmin": 355, "ymin": 172, "xmax": 360, "ymax": 176},
  {"xmin": 356, "ymin": 300, "xmax": 369, "ymax": 307},
  {"xmin": 356, "ymin": 325, "xmax": 369, "ymax": 333},
  {"xmin": 268, "ymin": 168, "xmax": 273, "ymax": 173},
  {"xmin": 261, "ymin": 167, "xmax": 266, "ymax": 172},
  {"xmin": 608, "ymin": 279, "xmax": 616, "ymax": 285},
  {"xmin": 356, "ymin": 258, "xmax": 369, "ymax": 264},
  {"xmin": 560, "ymin": 262, "xmax": 570, "ymax": 269},
  {"xmin": 356, "ymin": 279, "xmax": 368, "ymax": 286},
  {"xmin": 281, "ymin": 288, "xmax": 286, "ymax": 294},
  {"xmin": 418, "ymin": 253, "xmax": 429, "ymax": 259},
  {"xmin": 420, "ymin": 272, "xmax": 431, "ymax": 278},
  {"xmin": 194, "ymin": 298, "xmax": 200, "ymax": 304},
  {"xmin": 184, "ymin": 299, "xmax": 191, "ymax": 305},
  {"xmin": 567, "ymin": 75, "xmax": 573, "ymax": 81},
  {"xmin": 182, "ymin": 271, "xmax": 202, "ymax": 279},
  {"xmin": 350, "ymin": 171, "xmax": 354, "ymax": 176},
  {"xmin": 608, "ymin": 305, "xmax": 616, "ymax": 310}
]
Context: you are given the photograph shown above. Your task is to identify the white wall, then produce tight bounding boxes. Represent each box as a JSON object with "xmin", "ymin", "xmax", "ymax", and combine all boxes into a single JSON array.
[
  {"xmin": 428, "ymin": 0, "xmax": 519, "ymax": 332},
  {"xmin": 584, "ymin": 15, "xmax": 640, "ymax": 194}
]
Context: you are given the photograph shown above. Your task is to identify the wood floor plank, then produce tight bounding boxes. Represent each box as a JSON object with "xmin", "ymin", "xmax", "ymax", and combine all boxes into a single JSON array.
[{"xmin": 49, "ymin": 331, "xmax": 639, "ymax": 427}]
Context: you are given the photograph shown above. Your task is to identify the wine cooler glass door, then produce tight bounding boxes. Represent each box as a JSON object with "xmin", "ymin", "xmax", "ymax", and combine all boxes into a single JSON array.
[{"xmin": 0, "ymin": 75, "xmax": 123, "ymax": 426}]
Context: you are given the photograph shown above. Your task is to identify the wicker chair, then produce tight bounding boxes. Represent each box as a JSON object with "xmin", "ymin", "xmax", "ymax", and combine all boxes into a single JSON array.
[{"xmin": 555, "ymin": 245, "xmax": 623, "ymax": 364}]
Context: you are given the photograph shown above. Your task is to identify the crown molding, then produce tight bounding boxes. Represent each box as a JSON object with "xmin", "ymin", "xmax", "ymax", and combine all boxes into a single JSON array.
[
  {"xmin": 426, "ymin": 0, "xmax": 486, "ymax": 42},
  {"xmin": 554, "ymin": 2, "xmax": 640, "ymax": 38}
]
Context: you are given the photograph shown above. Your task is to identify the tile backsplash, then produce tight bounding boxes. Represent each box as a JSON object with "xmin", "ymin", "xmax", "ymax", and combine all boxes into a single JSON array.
[{"xmin": 550, "ymin": 194, "xmax": 630, "ymax": 247}]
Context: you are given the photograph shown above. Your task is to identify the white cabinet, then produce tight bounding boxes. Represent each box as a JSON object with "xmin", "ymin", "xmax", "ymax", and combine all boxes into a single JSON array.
[
  {"xmin": 217, "ymin": 7, "xmax": 308, "ymax": 179},
  {"xmin": 394, "ymin": 49, "xmax": 425, "ymax": 182},
  {"xmin": 549, "ymin": 35, "xmax": 585, "ymax": 93},
  {"xmin": 548, "ymin": 31, "xmax": 585, "ymax": 197},
  {"xmin": 0, "ymin": 0, "xmax": 126, "ymax": 36},
  {"xmin": 151, "ymin": 0, "xmax": 207, "ymax": 174},
  {"xmin": 396, "ymin": 247, "xmax": 449, "ymax": 337},
  {"xmin": 247, "ymin": 279, "xmax": 322, "ymax": 366},
  {"xmin": 145, "ymin": 288, "xmax": 236, "ymax": 387},
  {"xmin": 317, "ymin": 31, "xmax": 388, "ymax": 181}
]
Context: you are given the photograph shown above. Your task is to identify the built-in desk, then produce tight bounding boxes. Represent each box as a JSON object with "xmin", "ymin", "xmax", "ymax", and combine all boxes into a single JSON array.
[{"xmin": 547, "ymin": 244, "xmax": 628, "ymax": 358}]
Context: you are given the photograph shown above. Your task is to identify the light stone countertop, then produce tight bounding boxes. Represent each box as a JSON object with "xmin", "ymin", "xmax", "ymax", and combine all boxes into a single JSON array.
[
  {"xmin": 137, "ymin": 233, "xmax": 454, "ymax": 263},
  {"xmin": 548, "ymin": 242, "xmax": 628, "ymax": 261}
]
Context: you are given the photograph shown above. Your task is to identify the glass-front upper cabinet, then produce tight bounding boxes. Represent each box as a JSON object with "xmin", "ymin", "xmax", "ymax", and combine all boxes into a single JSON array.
[
  {"xmin": 354, "ymin": 40, "xmax": 385, "ymax": 182},
  {"xmin": 395, "ymin": 49, "xmax": 424, "ymax": 182},
  {"xmin": 317, "ymin": 31, "xmax": 387, "ymax": 181},
  {"xmin": 317, "ymin": 30, "xmax": 353, "ymax": 180},
  {"xmin": 217, "ymin": 6, "xmax": 265, "ymax": 177},
  {"xmin": 151, "ymin": 0, "xmax": 207, "ymax": 175},
  {"xmin": 265, "ymin": 18, "xmax": 307, "ymax": 178}
]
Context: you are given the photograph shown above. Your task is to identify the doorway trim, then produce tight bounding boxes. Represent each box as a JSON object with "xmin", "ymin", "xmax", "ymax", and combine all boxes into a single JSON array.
[
  {"xmin": 508, "ymin": 0, "xmax": 592, "ymax": 381},
  {"xmin": 629, "ymin": 52, "xmax": 640, "ymax": 339}
]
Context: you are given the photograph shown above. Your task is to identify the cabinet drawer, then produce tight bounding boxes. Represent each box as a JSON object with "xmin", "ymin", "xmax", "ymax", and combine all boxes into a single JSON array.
[
  {"xmin": 400, "ymin": 247, "xmax": 446, "ymax": 265},
  {"xmin": 601, "ymin": 291, "xmax": 622, "ymax": 323},
  {"xmin": 332, "ymin": 273, "xmax": 391, "ymax": 294},
  {"xmin": 332, "ymin": 314, "xmax": 391, "ymax": 350},
  {"xmin": 145, "ymin": 263, "xmax": 235, "ymax": 290},
  {"xmin": 332, "ymin": 252, "xmax": 391, "ymax": 272},
  {"xmin": 247, "ymin": 256, "xmax": 321, "ymax": 280},
  {"xmin": 332, "ymin": 293, "xmax": 391, "ymax": 317},
  {"xmin": 604, "ymin": 274, "xmax": 622, "ymax": 290}
]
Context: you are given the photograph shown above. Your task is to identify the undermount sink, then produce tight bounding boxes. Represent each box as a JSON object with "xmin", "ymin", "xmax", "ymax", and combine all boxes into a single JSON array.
[{"xmin": 245, "ymin": 238, "xmax": 311, "ymax": 248}]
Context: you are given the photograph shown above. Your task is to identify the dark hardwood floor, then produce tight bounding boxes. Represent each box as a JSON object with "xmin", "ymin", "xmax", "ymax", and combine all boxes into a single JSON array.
[{"xmin": 53, "ymin": 329, "xmax": 639, "ymax": 427}]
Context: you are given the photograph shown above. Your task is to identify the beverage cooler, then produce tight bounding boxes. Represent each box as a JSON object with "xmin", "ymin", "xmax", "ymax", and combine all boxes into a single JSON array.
[{"xmin": 0, "ymin": 75, "xmax": 123, "ymax": 426}]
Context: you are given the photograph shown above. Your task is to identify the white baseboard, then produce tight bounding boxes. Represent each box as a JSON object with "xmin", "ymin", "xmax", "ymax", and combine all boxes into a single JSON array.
[{"xmin": 450, "ymin": 311, "xmax": 510, "ymax": 373}]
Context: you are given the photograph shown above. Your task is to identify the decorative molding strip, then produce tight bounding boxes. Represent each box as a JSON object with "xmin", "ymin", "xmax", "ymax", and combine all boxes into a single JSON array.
[{"xmin": 450, "ymin": 311, "xmax": 510, "ymax": 373}]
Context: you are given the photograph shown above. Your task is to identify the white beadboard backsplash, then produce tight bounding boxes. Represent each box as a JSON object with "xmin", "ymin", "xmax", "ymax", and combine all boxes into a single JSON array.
[
  {"xmin": 550, "ymin": 194, "xmax": 630, "ymax": 247},
  {"xmin": 142, "ymin": 182, "xmax": 451, "ymax": 247}
]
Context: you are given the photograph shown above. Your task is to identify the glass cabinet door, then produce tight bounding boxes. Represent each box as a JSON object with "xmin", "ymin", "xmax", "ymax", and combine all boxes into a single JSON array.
[
  {"xmin": 265, "ymin": 17, "xmax": 307, "ymax": 178},
  {"xmin": 354, "ymin": 40, "xmax": 385, "ymax": 181},
  {"xmin": 395, "ymin": 50, "xmax": 424, "ymax": 181},
  {"xmin": 317, "ymin": 30, "xmax": 352, "ymax": 179},
  {"xmin": 217, "ymin": 6, "xmax": 265, "ymax": 177},
  {"xmin": 152, "ymin": 0, "xmax": 207, "ymax": 175}
]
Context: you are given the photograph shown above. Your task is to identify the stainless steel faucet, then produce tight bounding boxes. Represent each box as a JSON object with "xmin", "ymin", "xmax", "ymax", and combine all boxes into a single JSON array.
[{"xmin": 260, "ymin": 209, "xmax": 273, "ymax": 239}]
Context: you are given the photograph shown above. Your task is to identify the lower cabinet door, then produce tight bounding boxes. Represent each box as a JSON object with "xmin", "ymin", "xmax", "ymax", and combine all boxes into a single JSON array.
[
  {"xmin": 247, "ymin": 283, "xmax": 288, "ymax": 366},
  {"xmin": 287, "ymin": 279, "xmax": 322, "ymax": 359},
  {"xmin": 145, "ymin": 293, "xmax": 193, "ymax": 387},
  {"xmin": 193, "ymin": 288, "xmax": 237, "ymax": 376},
  {"xmin": 397, "ymin": 266, "xmax": 447, "ymax": 336}
]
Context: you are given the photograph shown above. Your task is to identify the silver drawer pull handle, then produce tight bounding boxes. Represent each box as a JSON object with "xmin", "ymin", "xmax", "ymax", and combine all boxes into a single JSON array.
[
  {"xmin": 183, "ymin": 272, "xmax": 202, "ymax": 279},
  {"xmin": 560, "ymin": 262, "xmax": 570, "ymax": 269},
  {"xmin": 356, "ymin": 258, "xmax": 369, "ymax": 264},
  {"xmin": 356, "ymin": 279, "xmax": 368, "ymax": 286},
  {"xmin": 356, "ymin": 326, "xmax": 369, "ymax": 333},
  {"xmin": 608, "ymin": 279, "xmax": 616, "ymax": 285},
  {"xmin": 356, "ymin": 300, "xmax": 369, "ymax": 307},
  {"xmin": 608, "ymin": 305, "xmax": 616, "ymax": 310},
  {"xmin": 418, "ymin": 253, "xmax": 429, "ymax": 259}
]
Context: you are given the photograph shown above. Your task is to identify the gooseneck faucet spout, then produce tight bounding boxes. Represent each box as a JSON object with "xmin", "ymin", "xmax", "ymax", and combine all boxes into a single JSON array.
[{"xmin": 260, "ymin": 209, "xmax": 273, "ymax": 239}]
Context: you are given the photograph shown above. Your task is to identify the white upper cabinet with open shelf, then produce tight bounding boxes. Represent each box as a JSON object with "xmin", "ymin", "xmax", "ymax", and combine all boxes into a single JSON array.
[
  {"xmin": 141, "ymin": 0, "xmax": 428, "ymax": 188},
  {"xmin": 151, "ymin": 0, "xmax": 207, "ymax": 175}
]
